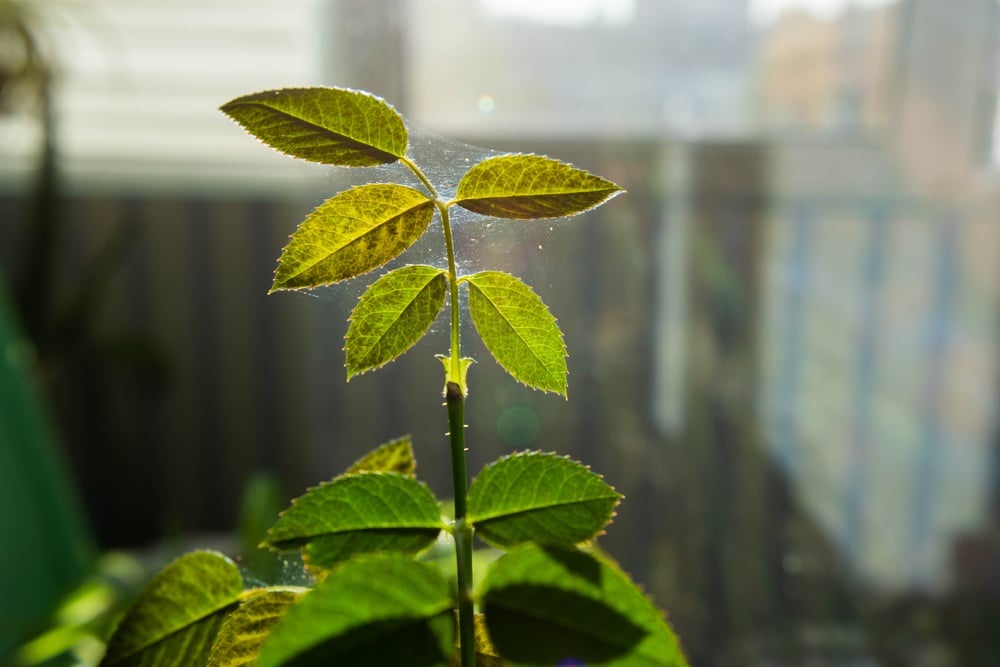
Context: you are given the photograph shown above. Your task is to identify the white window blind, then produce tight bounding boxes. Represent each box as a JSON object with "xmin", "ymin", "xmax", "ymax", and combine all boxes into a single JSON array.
[{"xmin": 4, "ymin": 0, "xmax": 327, "ymax": 193}]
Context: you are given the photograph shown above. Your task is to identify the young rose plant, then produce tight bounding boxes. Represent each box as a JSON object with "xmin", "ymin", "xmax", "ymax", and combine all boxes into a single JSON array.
[{"xmin": 97, "ymin": 87, "xmax": 690, "ymax": 667}]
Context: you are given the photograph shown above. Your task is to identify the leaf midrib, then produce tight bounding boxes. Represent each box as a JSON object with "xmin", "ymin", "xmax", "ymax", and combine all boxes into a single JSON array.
[
  {"xmin": 469, "ymin": 494, "xmax": 617, "ymax": 524},
  {"xmin": 116, "ymin": 599, "xmax": 239, "ymax": 661},
  {"xmin": 231, "ymin": 101, "xmax": 401, "ymax": 162},
  {"xmin": 469, "ymin": 279, "xmax": 561, "ymax": 379},
  {"xmin": 350, "ymin": 272, "xmax": 444, "ymax": 361},
  {"xmin": 459, "ymin": 184, "xmax": 618, "ymax": 201},
  {"xmin": 283, "ymin": 198, "xmax": 431, "ymax": 284},
  {"xmin": 270, "ymin": 524, "xmax": 443, "ymax": 549},
  {"xmin": 486, "ymin": 596, "xmax": 663, "ymax": 664}
]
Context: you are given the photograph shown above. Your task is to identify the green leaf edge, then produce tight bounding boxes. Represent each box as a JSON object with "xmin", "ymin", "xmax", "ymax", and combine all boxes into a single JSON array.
[
  {"xmin": 467, "ymin": 451, "xmax": 622, "ymax": 549},
  {"xmin": 100, "ymin": 550, "xmax": 243, "ymax": 664},
  {"xmin": 463, "ymin": 271, "xmax": 568, "ymax": 397},
  {"xmin": 262, "ymin": 471, "xmax": 445, "ymax": 551},
  {"xmin": 254, "ymin": 555, "xmax": 456, "ymax": 667},
  {"xmin": 207, "ymin": 587, "xmax": 308, "ymax": 667},
  {"xmin": 269, "ymin": 184, "xmax": 435, "ymax": 292},
  {"xmin": 345, "ymin": 264, "xmax": 449, "ymax": 379},
  {"xmin": 480, "ymin": 544, "xmax": 690, "ymax": 667},
  {"xmin": 344, "ymin": 435, "xmax": 417, "ymax": 477},
  {"xmin": 219, "ymin": 86, "xmax": 408, "ymax": 166},
  {"xmin": 467, "ymin": 451, "xmax": 621, "ymax": 524},
  {"xmin": 453, "ymin": 153, "xmax": 625, "ymax": 220}
]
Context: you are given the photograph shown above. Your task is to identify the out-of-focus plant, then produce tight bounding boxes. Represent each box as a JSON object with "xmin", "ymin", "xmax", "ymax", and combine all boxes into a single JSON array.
[{"xmin": 14, "ymin": 553, "xmax": 147, "ymax": 667}]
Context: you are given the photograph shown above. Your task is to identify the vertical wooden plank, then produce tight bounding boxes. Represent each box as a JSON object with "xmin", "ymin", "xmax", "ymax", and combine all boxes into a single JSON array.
[{"xmin": 142, "ymin": 197, "xmax": 204, "ymax": 532}]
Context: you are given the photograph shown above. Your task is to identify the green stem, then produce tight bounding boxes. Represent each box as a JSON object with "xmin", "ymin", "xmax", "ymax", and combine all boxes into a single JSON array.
[
  {"xmin": 439, "ymin": 203, "xmax": 464, "ymax": 384},
  {"xmin": 447, "ymin": 382, "xmax": 475, "ymax": 667},
  {"xmin": 401, "ymin": 156, "xmax": 438, "ymax": 198},
  {"xmin": 404, "ymin": 155, "xmax": 474, "ymax": 665}
]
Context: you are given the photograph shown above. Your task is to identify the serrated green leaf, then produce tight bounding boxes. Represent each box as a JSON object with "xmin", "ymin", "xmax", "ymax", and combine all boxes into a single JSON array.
[
  {"xmin": 101, "ymin": 611, "xmax": 230, "ymax": 667},
  {"xmin": 207, "ymin": 588, "xmax": 306, "ymax": 667},
  {"xmin": 454, "ymin": 154, "xmax": 623, "ymax": 219},
  {"xmin": 481, "ymin": 545, "xmax": 689, "ymax": 667},
  {"xmin": 263, "ymin": 472, "xmax": 442, "ymax": 569},
  {"xmin": 344, "ymin": 435, "xmax": 416, "ymax": 477},
  {"xmin": 220, "ymin": 87, "xmax": 407, "ymax": 166},
  {"xmin": 467, "ymin": 452, "xmax": 621, "ymax": 549},
  {"xmin": 346, "ymin": 265, "xmax": 448, "ymax": 378},
  {"xmin": 271, "ymin": 184, "xmax": 435, "ymax": 292},
  {"xmin": 465, "ymin": 272, "xmax": 567, "ymax": 395},
  {"xmin": 100, "ymin": 551, "xmax": 243, "ymax": 666},
  {"xmin": 256, "ymin": 556, "xmax": 455, "ymax": 667}
]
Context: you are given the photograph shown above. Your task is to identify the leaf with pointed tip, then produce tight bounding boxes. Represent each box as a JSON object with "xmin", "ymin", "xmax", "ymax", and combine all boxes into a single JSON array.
[
  {"xmin": 220, "ymin": 87, "xmax": 407, "ymax": 166},
  {"xmin": 345, "ymin": 435, "xmax": 416, "ymax": 477},
  {"xmin": 481, "ymin": 545, "xmax": 689, "ymax": 667},
  {"xmin": 271, "ymin": 184, "xmax": 435, "ymax": 291},
  {"xmin": 256, "ymin": 556, "xmax": 455, "ymax": 667},
  {"xmin": 346, "ymin": 265, "xmax": 448, "ymax": 378},
  {"xmin": 207, "ymin": 587, "xmax": 306, "ymax": 667},
  {"xmin": 467, "ymin": 452, "xmax": 621, "ymax": 549},
  {"xmin": 99, "ymin": 551, "xmax": 243, "ymax": 666},
  {"xmin": 465, "ymin": 271, "xmax": 567, "ymax": 395},
  {"xmin": 263, "ymin": 472, "xmax": 442, "ymax": 572},
  {"xmin": 454, "ymin": 154, "xmax": 623, "ymax": 219}
]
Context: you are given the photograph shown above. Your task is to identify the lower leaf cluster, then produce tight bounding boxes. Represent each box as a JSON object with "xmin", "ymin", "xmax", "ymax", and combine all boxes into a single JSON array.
[{"xmin": 98, "ymin": 437, "xmax": 688, "ymax": 667}]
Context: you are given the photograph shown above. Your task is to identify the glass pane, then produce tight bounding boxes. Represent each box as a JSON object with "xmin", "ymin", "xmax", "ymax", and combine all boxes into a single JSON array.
[{"xmin": 2, "ymin": 0, "xmax": 999, "ymax": 664}]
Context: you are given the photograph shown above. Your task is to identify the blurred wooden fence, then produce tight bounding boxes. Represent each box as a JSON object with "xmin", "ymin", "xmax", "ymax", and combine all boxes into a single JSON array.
[{"xmin": 4, "ymin": 138, "xmax": 999, "ymax": 665}]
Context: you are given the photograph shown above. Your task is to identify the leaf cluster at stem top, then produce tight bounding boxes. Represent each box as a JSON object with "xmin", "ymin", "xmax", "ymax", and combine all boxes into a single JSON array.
[{"xmin": 220, "ymin": 86, "xmax": 624, "ymax": 396}]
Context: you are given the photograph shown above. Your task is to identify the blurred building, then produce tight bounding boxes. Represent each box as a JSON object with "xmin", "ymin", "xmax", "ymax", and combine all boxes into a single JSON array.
[
  {"xmin": 756, "ymin": 4, "xmax": 898, "ymax": 132},
  {"xmin": 751, "ymin": 0, "xmax": 1000, "ymax": 591}
]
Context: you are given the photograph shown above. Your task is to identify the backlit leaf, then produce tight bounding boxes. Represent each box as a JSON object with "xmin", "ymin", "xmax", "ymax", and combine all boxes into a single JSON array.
[
  {"xmin": 256, "ymin": 556, "xmax": 455, "ymax": 667},
  {"xmin": 271, "ymin": 184, "xmax": 435, "ymax": 291},
  {"xmin": 207, "ymin": 588, "xmax": 306, "ymax": 667},
  {"xmin": 344, "ymin": 435, "xmax": 417, "ymax": 477},
  {"xmin": 465, "ymin": 271, "xmax": 567, "ymax": 395},
  {"xmin": 481, "ymin": 545, "xmax": 689, "ymax": 667},
  {"xmin": 263, "ymin": 472, "xmax": 442, "ymax": 570},
  {"xmin": 346, "ymin": 265, "xmax": 448, "ymax": 378},
  {"xmin": 304, "ymin": 532, "xmax": 440, "ymax": 578},
  {"xmin": 220, "ymin": 87, "xmax": 407, "ymax": 166},
  {"xmin": 454, "ymin": 154, "xmax": 623, "ymax": 219},
  {"xmin": 467, "ymin": 452, "xmax": 620, "ymax": 549},
  {"xmin": 100, "ymin": 551, "xmax": 243, "ymax": 666}
]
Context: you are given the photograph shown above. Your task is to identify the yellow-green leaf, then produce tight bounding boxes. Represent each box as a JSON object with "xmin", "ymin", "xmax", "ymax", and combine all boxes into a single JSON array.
[
  {"xmin": 99, "ymin": 551, "xmax": 243, "ymax": 666},
  {"xmin": 271, "ymin": 184, "xmax": 434, "ymax": 291},
  {"xmin": 263, "ymin": 472, "xmax": 443, "ymax": 573},
  {"xmin": 454, "ymin": 154, "xmax": 623, "ymax": 219},
  {"xmin": 465, "ymin": 271, "xmax": 567, "ymax": 396},
  {"xmin": 346, "ymin": 265, "xmax": 448, "ymax": 378},
  {"xmin": 220, "ymin": 87, "xmax": 407, "ymax": 166},
  {"xmin": 207, "ymin": 588, "xmax": 306, "ymax": 667},
  {"xmin": 344, "ymin": 435, "xmax": 417, "ymax": 477},
  {"xmin": 467, "ymin": 452, "xmax": 621, "ymax": 549}
]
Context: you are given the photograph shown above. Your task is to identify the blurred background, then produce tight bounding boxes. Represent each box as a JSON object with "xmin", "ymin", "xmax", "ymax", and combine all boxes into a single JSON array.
[{"xmin": 2, "ymin": 0, "xmax": 1000, "ymax": 664}]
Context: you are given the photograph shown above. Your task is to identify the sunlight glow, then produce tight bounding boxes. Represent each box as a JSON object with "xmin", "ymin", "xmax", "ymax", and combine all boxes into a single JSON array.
[
  {"xmin": 479, "ymin": 0, "xmax": 635, "ymax": 27},
  {"xmin": 751, "ymin": 0, "xmax": 895, "ymax": 25}
]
